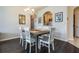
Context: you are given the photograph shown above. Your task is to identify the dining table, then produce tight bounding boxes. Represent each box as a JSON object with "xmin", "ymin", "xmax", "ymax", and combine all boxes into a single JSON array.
[{"xmin": 30, "ymin": 29, "xmax": 49, "ymax": 53}]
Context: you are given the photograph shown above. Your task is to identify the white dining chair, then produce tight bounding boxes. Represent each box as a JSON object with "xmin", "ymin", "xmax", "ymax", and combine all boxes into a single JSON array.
[
  {"xmin": 39, "ymin": 28, "xmax": 55, "ymax": 53},
  {"xmin": 24, "ymin": 28, "xmax": 36, "ymax": 53},
  {"xmin": 19, "ymin": 27, "xmax": 25, "ymax": 47}
]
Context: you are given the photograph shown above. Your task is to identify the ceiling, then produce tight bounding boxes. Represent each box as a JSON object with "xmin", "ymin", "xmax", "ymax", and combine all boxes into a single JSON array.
[{"xmin": 20, "ymin": 6, "xmax": 47, "ymax": 12}]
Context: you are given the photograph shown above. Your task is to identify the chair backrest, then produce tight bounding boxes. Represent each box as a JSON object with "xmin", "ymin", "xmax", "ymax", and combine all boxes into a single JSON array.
[
  {"xmin": 19, "ymin": 27, "xmax": 31, "ymax": 40},
  {"xmin": 19, "ymin": 27, "xmax": 26, "ymax": 39},
  {"xmin": 22, "ymin": 29, "xmax": 26, "ymax": 39},
  {"xmin": 19, "ymin": 27, "xmax": 23, "ymax": 38},
  {"xmin": 24, "ymin": 28, "xmax": 31, "ymax": 41},
  {"xmin": 49, "ymin": 28, "xmax": 55, "ymax": 42}
]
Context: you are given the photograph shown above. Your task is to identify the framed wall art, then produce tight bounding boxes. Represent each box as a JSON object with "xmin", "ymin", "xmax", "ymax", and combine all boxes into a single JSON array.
[
  {"xmin": 55, "ymin": 12, "xmax": 63, "ymax": 22},
  {"xmin": 19, "ymin": 14, "xmax": 26, "ymax": 24}
]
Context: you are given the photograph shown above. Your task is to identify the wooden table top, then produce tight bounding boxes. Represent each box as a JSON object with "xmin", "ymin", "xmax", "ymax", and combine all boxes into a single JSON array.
[{"xmin": 30, "ymin": 29, "xmax": 49, "ymax": 36}]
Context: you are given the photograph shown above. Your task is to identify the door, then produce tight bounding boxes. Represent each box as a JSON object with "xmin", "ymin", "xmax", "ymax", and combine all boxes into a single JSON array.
[
  {"xmin": 74, "ymin": 9, "xmax": 79, "ymax": 37},
  {"xmin": 30, "ymin": 15, "xmax": 34, "ymax": 30}
]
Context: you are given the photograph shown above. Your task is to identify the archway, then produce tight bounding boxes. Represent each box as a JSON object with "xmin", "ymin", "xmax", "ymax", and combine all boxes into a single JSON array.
[{"xmin": 43, "ymin": 11, "xmax": 52, "ymax": 25}]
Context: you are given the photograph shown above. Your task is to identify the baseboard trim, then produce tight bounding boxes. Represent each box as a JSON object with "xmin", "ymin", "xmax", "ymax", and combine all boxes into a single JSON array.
[{"xmin": 0, "ymin": 36, "xmax": 19, "ymax": 42}]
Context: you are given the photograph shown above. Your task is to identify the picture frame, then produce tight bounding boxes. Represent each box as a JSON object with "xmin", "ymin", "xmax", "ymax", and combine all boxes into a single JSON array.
[
  {"xmin": 19, "ymin": 14, "xmax": 26, "ymax": 24},
  {"xmin": 55, "ymin": 12, "xmax": 63, "ymax": 22}
]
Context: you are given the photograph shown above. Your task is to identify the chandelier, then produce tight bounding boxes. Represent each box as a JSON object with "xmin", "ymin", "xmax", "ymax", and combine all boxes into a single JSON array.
[{"xmin": 24, "ymin": 8, "xmax": 36, "ymax": 18}]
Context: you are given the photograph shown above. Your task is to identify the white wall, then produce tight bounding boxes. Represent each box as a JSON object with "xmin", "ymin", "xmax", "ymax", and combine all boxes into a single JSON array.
[
  {"xmin": 0, "ymin": 6, "xmax": 30, "ymax": 35},
  {"xmin": 35, "ymin": 6, "xmax": 67, "ymax": 41},
  {"xmin": 0, "ymin": 7, "xmax": 6, "ymax": 32}
]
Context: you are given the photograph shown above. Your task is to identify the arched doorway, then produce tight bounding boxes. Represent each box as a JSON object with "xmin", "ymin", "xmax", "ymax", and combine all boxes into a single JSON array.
[
  {"xmin": 73, "ymin": 7, "xmax": 79, "ymax": 38},
  {"xmin": 43, "ymin": 11, "xmax": 52, "ymax": 25}
]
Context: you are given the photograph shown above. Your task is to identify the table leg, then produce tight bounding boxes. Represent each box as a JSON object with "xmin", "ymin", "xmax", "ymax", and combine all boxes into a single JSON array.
[{"xmin": 35, "ymin": 35, "xmax": 38, "ymax": 53}]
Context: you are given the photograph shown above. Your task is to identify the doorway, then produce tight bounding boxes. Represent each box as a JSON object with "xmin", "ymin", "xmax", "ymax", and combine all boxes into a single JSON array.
[
  {"xmin": 43, "ymin": 11, "xmax": 52, "ymax": 25},
  {"xmin": 73, "ymin": 7, "xmax": 79, "ymax": 38},
  {"xmin": 30, "ymin": 14, "xmax": 36, "ymax": 30}
]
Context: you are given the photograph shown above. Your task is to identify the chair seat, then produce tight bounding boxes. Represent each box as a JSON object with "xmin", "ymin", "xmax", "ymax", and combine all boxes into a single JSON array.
[
  {"xmin": 39, "ymin": 36, "xmax": 49, "ymax": 44},
  {"xmin": 26, "ymin": 38, "xmax": 36, "ymax": 43}
]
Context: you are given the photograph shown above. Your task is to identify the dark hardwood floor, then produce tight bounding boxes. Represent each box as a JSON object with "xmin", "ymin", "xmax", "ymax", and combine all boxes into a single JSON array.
[{"xmin": 0, "ymin": 38, "xmax": 79, "ymax": 53}]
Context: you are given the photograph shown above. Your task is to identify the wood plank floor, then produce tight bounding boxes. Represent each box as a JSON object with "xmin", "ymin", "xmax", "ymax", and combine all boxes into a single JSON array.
[{"xmin": 0, "ymin": 38, "xmax": 79, "ymax": 53}]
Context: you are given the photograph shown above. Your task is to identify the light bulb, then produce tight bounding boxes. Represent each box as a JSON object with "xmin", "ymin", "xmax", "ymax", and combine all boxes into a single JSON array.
[{"xmin": 31, "ymin": 9, "xmax": 34, "ymax": 12}]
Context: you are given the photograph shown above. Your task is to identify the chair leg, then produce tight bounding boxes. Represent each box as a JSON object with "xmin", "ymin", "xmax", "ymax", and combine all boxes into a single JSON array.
[
  {"xmin": 52, "ymin": 41, "xmax": 54, "ymax": 50},
  {"xmin": 20, "ymin": 38, "xmax": 22, "ymax": 44},
  {"xmin": 38, "ymin": 42, "xmax": 40, "ymax": 50},
  {"xmin": 39, "ymin": 42, "xmax": 41, "ymax": 50},
  {"xmin": 29, "ymin": 43, "xmax": 31, "ymax": 53},
  {"xmin": 38, "ymin": 42, "xmax": 41, "ymax": 53},
  {"xmin": 25, "ymin": 42, "xmax": 27, "ymax": 50},
  {"xmin": 22, "ymin": 39, "xmax": 24, "ymax": 47},
  {"xmin": 35, "ymin": 43, "xmax": 37, "ymax": 53},
  {"xmin": 48, "ymin": 44, "xmax": 50, "ymax": 53}
]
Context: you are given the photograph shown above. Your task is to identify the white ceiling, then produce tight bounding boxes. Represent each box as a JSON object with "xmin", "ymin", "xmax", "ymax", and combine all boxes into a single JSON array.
[{"xmin": 20, "ymin": 6, "xmax": 47, "ymax": 12}]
